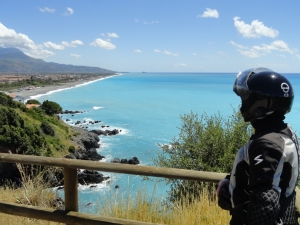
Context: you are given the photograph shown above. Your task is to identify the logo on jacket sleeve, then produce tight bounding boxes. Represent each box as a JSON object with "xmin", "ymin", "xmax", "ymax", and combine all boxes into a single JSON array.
[{"xmin": 254, "ymin": 154, "xmax": 263, "ymax": 165}]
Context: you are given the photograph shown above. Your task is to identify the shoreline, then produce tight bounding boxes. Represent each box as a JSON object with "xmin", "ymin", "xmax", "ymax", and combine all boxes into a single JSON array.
[{"xmin": 8, "ymin": 74, "xmax": 120, "ymax": 100}]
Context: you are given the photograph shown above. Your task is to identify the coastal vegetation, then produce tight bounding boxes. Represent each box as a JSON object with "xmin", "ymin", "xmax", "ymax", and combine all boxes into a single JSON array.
[
  {"xmin": 153, "ymin": 109, "xmax": 253, "ymax": 201},
  {"xmin": 0, "ymin": 92, "xmax": 73, "ymax": 157}
]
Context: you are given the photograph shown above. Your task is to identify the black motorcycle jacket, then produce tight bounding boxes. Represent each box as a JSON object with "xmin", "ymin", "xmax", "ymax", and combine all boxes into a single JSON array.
[{"xmin": 228, "ymin": 119, "xmax": 299, "ymax": 225}]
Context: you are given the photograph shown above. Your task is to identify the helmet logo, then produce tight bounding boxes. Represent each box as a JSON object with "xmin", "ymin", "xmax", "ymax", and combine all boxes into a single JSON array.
[{"xmin": 281, "ymin": 83, "xmax": 289, "ymax": 97}]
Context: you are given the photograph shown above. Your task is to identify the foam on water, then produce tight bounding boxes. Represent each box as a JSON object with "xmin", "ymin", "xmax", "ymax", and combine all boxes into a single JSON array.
[{"xmin": 93, "ymin": 106, "xmax": 104, "ymax": 110}]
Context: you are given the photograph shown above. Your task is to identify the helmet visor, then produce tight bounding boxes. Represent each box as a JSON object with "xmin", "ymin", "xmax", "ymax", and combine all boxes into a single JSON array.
[
  {"xmin": 233, "ymin": 69, "xmax": 253, "ymax": 100},
  {"xmin": 233, "ymin": 67, "xmax": 273, "ymax": 100}
]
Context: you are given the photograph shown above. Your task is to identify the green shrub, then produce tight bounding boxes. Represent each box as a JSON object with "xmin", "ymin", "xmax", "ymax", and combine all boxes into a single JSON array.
[
  {"xmin": 41, "ymin": 100, "xmax": 62, "ymax": 115},
  {"xmin": 68, "ymin": 145, "xmax": 76, "ymax": 153},
  {"xmin": 153, "ymin": 109, "xmax": 252, "ymax": 201},
  {"xmin": 26, "ymin": 99, "xmax": 41, "ymax": 105},
  {"xmin": 0, "ymin": 107, "xmax": 25, "ymax": 128},
  {"xmin": 40, "ymin": 121, "xmax": 55, "ymax": 136},
  {"xmin": 0, "ymin": 92, "xmax": 17, "ymax": 108},
  {"xmin": 0, "ymin": 108, "xmax": 47, "ymax": 155}
]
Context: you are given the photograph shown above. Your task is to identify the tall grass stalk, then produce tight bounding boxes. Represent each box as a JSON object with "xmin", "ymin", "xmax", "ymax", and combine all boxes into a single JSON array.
[
  {"xmin": 0, "ymin": 163, "xmax": 63, "ymax": 224},
  {"xmin": 97, "ymin": 184, "xmax": 231, "ymax": 225}
]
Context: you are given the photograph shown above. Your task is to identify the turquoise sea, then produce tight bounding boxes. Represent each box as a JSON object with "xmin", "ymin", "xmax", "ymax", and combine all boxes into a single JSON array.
[{"xmin": 32, "ymin": 72, "xmax": 300, "ymax": 213}]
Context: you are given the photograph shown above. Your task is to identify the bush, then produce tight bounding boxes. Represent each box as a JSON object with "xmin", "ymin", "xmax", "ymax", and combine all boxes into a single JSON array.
[
  {"xmin": 26, "ymin": 99, "xmax": 41, "ymax": 105},
  {"xmin": 0, "ymin": 108, "xmax": 46, "ymax": 155},
  {"xmin": 0, "ymin": 92, "xmax": 18, "ymax": 108},
  {"xmin": 68, "ymin": 145, "xmax": 76, "ymax": 153},
  {"xmin": 41, "ymin": 100, "xmax": 62, "ymax": 115},
  {"xmin": 40, "ymin": 121, "xmax": 55, "ymax": 136},
  {"xmin": 153, "ymin": 109, "xmax": 252, "ymax": 201}
]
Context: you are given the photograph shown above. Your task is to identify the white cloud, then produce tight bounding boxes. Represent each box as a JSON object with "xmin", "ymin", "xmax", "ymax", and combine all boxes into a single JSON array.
[
  {"xmin": 230, "ymin": 41, "xmax": 248, "ymax": 49},
  {"xmin": 71, "ymin": 40, "xmax": 83, "ymax": 45},
  {"xmin": 90, "ymin": 38, "xmax": 116, "ymax": 50},
  {"xmin": 63, "ymin": 7, "xmax": 74, "ymax": 16},
  {"xmin": 163, "ymin": 50, "xmax": 172, "ymax": 55},
  {"xmin": 0, "ymin": 22, "xmax": 54, "ymax": 58},
  {"xmin": 107, "ymin": 33, "xmax": 119, "ymax": 38},
  {"xmin": 44, "ymin": 40, "xmax": 83, "ymax": 49},
  {"xmin": 163, "ymin": 50, "xmax": 179, "ymax": 56},
  {"xmin": 193, "ymin": 53, "xmax": 197, "ymax": 56},
  {"xmin": 155, "ymin": 49, "xmax": 178, "ymax": 56},
  {"xmin": 233, "ymin": 17, "xmax": 279, "ymax": 38},
  {"xmin": 198, "ymin": 8, "xmax": 219, "ymax": 18},
  {"xmin": 38, "ymin": 7, "xmax": 55, "ymax": 13},
  {"xmin": 134, "ymin": 49, "xmax": 141, "ymax": 53},
  {"xmin": 231, "ymin": 40, "xmax": 298, "ymax": 59},
  {"xmin": 144, "ymin": 21, "xmax": 159, "ymax": 25},
  {"xmin": 70, "ymin": 54, "xmax": 81, "ymax": 58},
  {"xmin": 44, "ymin": 41, "xmax": 65, "ymax": 50},
  {"xmin": 62, "ymin": 40, "xmax": 84, "ymax": 47}
]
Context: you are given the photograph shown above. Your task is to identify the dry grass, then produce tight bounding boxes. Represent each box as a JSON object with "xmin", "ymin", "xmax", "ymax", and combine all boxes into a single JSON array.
[
  {"xmin": 0, "ymin": 180, "xmax": 231, "ymax": 225},
  {"xmin": 0, "ymin": 163, "xmax": 64, "ymax": 225},
  {"xmin": 97, "ymin": 185, "xmax": 231, "ymax": 225}
]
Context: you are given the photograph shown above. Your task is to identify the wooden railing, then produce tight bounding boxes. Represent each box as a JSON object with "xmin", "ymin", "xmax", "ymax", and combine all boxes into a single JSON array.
[{"xmin": 0, "ymin": 153, "xmax": 299, "ymax": 225}]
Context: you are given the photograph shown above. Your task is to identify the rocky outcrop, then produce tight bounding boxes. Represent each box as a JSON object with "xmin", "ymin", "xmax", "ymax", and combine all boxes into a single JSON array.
[
  {"xmin": 78, "ymin": 170, "xmax": 109, "ymax": 185},
  {"xmin": 61, "ymin": 110, "xmax": 84, "ymax": 114},
  {"xmin": 70, "ymin": 126, "xmax": 100, "ymax": 150},
  {"xmin": 91, "ymin": 129, "xmax": 121, "ymax": 136},
  {"xmin": 111, "ymin": 156, "xmax": 140, "ymax": 165},
  {"xmin": 65, "ymin": 148, "xmax": 104, "ymax": 161},
  {"xmin": 46, "ymin": 169, "xmax": 109, "ymax": 187}
]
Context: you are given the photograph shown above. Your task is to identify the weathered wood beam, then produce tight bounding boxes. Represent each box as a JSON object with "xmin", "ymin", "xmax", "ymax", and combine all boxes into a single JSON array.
[
  {"xmin": 0, "ymin": 153, "xmax": 227, "ymax": 183},
  {"xmin": 0, "ymin": 201, "xmax": 163, "ymax": 225}
]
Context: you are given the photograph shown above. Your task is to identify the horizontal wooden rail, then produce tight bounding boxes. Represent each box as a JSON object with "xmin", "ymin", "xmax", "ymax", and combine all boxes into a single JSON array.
[
  {"xmin": 0, "ymin": 201, "xmax": 162, "ymax": 225},
  {"xmin": 0, "ymin": 153, "xmax": 227, "ymax": 183},
  {"xmin": 1, "ymin": 152, "xmax": 300, "ymax": 224}
]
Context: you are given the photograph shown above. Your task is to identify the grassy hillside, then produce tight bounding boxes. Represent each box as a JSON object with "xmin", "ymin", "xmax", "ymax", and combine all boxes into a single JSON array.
[{"xmin": 0, "ymin": 92, "xmax": 77, "ymax": 158}]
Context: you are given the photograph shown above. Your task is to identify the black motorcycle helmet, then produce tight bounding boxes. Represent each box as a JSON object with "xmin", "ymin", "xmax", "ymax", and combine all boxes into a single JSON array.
[{"xmin": 233, "ymin": 67, "xmax": 294, "ymax": 122}]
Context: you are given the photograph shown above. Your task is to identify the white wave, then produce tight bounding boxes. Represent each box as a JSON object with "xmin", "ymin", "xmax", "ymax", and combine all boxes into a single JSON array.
[
  {"xmin": 78, "ymin": 182, "xmax": 110, "ymax": 192},
  {"xmin": 95, "ymin": 125, "xmax": 131, "ymax": 136},
  {"xmin": 100, "ymin": 154, "xmax": 112, "ymax": 162},
  {"xmin": 29, "ymin": 74, "xmax": 121, "ymax": 99},
  {"xmin": 93, "ymin": 106, "xmax": 104, "ymax": 110}
]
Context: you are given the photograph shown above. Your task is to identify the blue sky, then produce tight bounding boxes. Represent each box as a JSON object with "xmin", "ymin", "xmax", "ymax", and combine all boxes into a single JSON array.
[{"xmin": 1, "ymin": 0, "xmax": 300, "ymax": 73}]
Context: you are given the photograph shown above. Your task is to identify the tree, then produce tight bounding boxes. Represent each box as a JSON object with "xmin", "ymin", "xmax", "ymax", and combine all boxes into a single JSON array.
[
  {"xmin": 26, "ymin": 99, "xmax": 41, "ymax": 105},
  {"xmin": 41, "ymin": 100, "xmax": 62, "ymax": 115},
  {"xmin": 153, "ymin": 108, "xmax": 252, "ymax": 201}
]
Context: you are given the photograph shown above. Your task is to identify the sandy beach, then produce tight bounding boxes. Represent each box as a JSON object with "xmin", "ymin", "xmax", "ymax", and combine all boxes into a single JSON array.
[{"xmin": 8, "ymin": 75, "xmax": 117, "ymax": 100}]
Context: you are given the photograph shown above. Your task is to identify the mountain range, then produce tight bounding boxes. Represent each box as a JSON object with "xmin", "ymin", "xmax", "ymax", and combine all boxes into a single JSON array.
[{"xmin": 0, "ymin": 47, "xmax": 115, "ymax": 74}]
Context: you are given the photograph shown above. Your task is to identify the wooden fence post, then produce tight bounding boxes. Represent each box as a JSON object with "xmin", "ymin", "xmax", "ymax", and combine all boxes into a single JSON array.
[{"xmin": 64, "ymin": 167, "xmax": 78, "ymax": 225}]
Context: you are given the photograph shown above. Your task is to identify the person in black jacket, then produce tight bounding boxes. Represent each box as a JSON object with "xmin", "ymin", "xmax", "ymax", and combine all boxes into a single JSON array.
[{"xmin": 217, "ymin": 68, "xmax": 299, "ymax": 225}]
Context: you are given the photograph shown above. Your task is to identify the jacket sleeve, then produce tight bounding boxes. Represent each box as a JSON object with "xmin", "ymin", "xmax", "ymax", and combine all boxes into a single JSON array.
[{"xmin": 245, "ymin": 137, "xmax": 283, "ymax": 225}]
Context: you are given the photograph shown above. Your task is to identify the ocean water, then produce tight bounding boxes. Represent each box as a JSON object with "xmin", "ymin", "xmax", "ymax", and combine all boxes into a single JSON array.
[{"xmin": 32, "ymin": 72, "xmax": 300, "ymax": 213}]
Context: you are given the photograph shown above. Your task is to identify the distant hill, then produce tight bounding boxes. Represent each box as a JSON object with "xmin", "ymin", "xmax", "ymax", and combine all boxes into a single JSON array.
[{"xmin": 0, "ymin": 47, "xmax": 115, "ymax": 74}]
